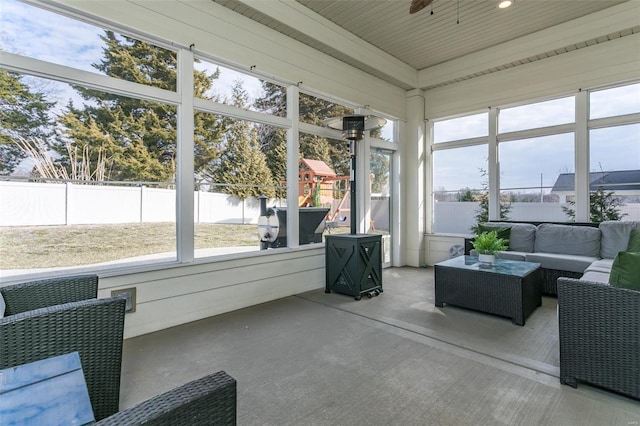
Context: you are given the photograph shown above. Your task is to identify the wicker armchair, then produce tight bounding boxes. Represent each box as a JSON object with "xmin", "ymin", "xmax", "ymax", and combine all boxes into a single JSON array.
[
  {"xmin": 0, "ymin": 275, "xmax": 126, "ymax": 420},
  {"xmin": 95, "ymin": 370, "xmax": 237, "ymax": 425},
  {"xmin": 558, "ymin": 277, "xmax": 640, "ymax": 400}
]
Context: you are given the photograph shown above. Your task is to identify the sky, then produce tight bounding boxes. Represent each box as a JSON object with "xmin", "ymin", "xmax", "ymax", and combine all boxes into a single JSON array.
[
  {"xmin": 1, "ymin": 0, "xmax": 637, "ymax": 188},
  {"xmin": 1, "ymin": 0, "xmax": 396, "ymax": 140},
  {"xmin": 0, "ymin": 0, "xmax": 265, "ymax": 108},
  {"xmin": 433, "ymin": 90, "xmax": 640, "ymax": 193}
]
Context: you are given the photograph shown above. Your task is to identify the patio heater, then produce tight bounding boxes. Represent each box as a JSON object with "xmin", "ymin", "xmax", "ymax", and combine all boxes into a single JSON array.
[
  {"xmin": 323, "ymin": 115, "xmax": 386, "ymax": 234},
  {"xmin": 323, "ymin": 114, "xmax": 387, "ymax": 300}
]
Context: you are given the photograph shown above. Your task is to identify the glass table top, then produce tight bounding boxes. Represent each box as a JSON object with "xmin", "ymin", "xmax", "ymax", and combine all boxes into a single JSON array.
[{"xmin": 436, "ymin": 255, "xmax": 541, "ymax": 278}]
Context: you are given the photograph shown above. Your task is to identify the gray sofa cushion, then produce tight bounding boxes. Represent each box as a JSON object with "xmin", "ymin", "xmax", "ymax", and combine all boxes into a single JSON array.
[
  {"xmin": 525, "ymin": 252, "xmax": 597, "ymax": 273},
  {"xmin": 599, "ymin": 220, "xmax": 640, "ymax": 259},
  {"xmin": 584, "ymin": 258, "xmax": 614, "ymax": 274},
  {"xmin": 580, "ymin": 270, "xmax": 610, "ymax": 284},
  {"xmin": 485, "ymin": 222, "xmax": 536, "ymax": 252},
  {"xmin": 534, "ymin": 223, "xmax": 600, "ymax": 257},
  {"xmin": 497, "ymin": 251, "xmax": 527, "ymax": 261}
]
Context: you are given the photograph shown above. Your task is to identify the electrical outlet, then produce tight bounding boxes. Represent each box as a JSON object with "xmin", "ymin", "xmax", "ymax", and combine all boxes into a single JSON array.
[{"xmin": 111, "ymin": 287, "xmax": 136, "ymax": 313}]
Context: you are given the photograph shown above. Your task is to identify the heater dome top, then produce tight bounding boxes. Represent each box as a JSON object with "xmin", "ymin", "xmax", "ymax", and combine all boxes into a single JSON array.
[{"xmin": 323, "ymin": 115, "xmax": 387, "ymax": 132}]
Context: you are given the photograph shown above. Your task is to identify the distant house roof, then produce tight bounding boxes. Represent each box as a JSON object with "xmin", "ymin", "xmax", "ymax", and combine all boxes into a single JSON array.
[
  {"xmin": 299, "ymin": 159, "xmax": 336, "ymax": 177},
  {"xmin": 551, "ymin": 170, "xmax": 640, "ymax": 192}
]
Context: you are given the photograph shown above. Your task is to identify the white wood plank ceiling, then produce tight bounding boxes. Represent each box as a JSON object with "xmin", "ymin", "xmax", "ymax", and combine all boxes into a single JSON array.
[{"xmin": 214, "ymin": 0, "xmax": 637, "ymax": 89}]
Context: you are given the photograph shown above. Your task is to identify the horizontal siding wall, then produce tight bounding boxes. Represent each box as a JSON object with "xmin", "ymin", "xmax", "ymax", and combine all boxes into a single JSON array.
[
  {"xmin": 424, "ymin": 33, "xmax": 640, "ymax": 118},
  {"xmin": 99, "ymin": 248, "xmax": 325, "ymax": 338}
]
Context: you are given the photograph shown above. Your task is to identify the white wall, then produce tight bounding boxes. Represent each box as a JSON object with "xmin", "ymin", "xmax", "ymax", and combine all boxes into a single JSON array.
[
  {"xmin": 0, "ymin": 181, "xmax": 276, "ymax": 226},
  {"xmin": 423, "ymin": 33, "xmax": 640, "ymax": 118},
  {"xmin": 98, "ymin": 247, "xmax": 325, "ymax": 338},
  {"xmin": 0, "ymin": 181, "xmax": 67, "ymax": 226},
  {"xmin": 434, "ymin": 201, "xmax": 640, "ymax": 235},
  {"xmin": 142, "ymin": 187, "xmax": 175, "ymax": 223},
  {"xmin": 425, "ymin": 234, "xmax": 465, "ymax": 266},
  {"xmin": 69, "ymin": 184, "xmax": 141, "ymax": 225},
  {"xmin": 420, "ymin": 1, "xmax": 640, "ymax": 115}
]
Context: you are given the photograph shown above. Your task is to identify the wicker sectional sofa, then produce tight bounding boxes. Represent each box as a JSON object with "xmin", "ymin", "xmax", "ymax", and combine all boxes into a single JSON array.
[
  {"xmin": 557, "ymin": 277, "xmax": 639, "ymax": 400},
  {"xmin": 477, "ymin": 220, "xmax": 640, "ymax": 295},
  {"xmin": 478, "ymin": 220, "xmax": 639, "ymax": 399}
]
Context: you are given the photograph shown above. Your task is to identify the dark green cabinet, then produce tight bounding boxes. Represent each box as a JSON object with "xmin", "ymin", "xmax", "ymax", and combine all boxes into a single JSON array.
[{"xmin": 325, "ymin": 234, "xmax": 382, "ymax": 300}]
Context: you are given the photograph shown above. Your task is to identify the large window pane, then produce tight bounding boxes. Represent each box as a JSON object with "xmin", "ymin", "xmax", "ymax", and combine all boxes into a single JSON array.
[
  {"xmin": 432, "ymin": 145, "xmax": 487, "ymax": 234},
  {"xmin": 194, "ymin": 58, "xmax": 286, "ymax": 117},
  {"xmin": 299, "ymin": 93, "xmax": 354, "ymax": 126},
  {"xmin": 499, "ymin": 133, "xmax": 573, "ymax": 222},
  {"xmin": 0, "ymin": 75, "xmax": 177, "ymax": 275},
  {"xmin": 499, "ymin": 97, "xmax": 574, "ymax": 133},
  {"xmin": 299, "ymin": 133, "xmax": 351, "ymax": 240},
  {"xmin": 194, "ymin": 113, "xmax": 283, "ymax": 256},
  {"xmin": 377, "ymin": 120, "xmax": 396, "ymax": 142},
  {"xmin": 2, "ymin": 0, "xmax": 177, "ymax": 91},
  {"xmin": 433, "ymin": 112, "xmax": 487, "ymax": 143},
  {"xmin": 370, "ymin": 150, "xmax": 392, "ymax": 265},
  {"xmin": 589, "ymin": 123, "xmax": 640, "ymax": 221},
  {"xmin": 590, "ymin": 83, "xmax": 640, "ymax": 119}
]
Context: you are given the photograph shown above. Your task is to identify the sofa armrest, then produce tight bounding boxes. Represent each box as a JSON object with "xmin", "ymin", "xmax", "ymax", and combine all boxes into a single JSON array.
[
  {"xmin": 95, "ymin": 371, "xmax": 237, "ymax": 426},
  {"xmin": 557, "ymin": 277, "xmax": 640, "ymax": 400},
  {"xmin": 0, "ymin": 274, "xmax": 98, "ymax": 315}
]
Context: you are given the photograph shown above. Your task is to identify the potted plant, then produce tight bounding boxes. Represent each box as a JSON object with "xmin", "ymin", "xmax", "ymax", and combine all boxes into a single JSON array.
[{"xmin": 471, "ymin": 231, "xmax": 507, "ymax": 265}]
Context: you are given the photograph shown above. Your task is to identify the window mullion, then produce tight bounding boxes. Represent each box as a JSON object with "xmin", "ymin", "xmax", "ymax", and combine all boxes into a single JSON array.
[
  {"xmin": 575, "ymin": 91, "xmax": 590, "ymax": 222},
  {"xmin": 488, "ymin": 108, "xmax": 500, "ymax": 221},
  {"xmin": 286, "ymin": 85, "xmax": 300, "ymax": 248},
  {"xmin": 176, "ymin": 48, "xmax": 195, "ymax": 262}
]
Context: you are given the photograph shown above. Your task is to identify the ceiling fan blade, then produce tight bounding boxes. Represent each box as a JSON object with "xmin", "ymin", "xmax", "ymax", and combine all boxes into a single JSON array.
[{"xmin": 410, "ymin": 0, "xmax": 433, "ymax": 14}]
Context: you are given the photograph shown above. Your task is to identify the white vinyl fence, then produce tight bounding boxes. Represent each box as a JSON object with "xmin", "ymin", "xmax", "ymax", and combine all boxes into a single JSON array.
[
  {"xmin": 434, "ymin": 201, "xmax": 640, "ymax": 234},
  {"xmin": 0, "ymin": 181, "xmax": 281, "ymax": 226}
]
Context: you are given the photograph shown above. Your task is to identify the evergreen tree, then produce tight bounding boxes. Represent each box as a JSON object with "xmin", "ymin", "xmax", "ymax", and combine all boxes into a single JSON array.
[
  {"xmin": 472, "ymin": 168, "xmax": 511, "ymax": 234},
  {"xmin": 254, "ymin": 81, "xmax": 286, "ymax": 118},
  {"xmin": 253, "ymin": 82, "xmax": 287, "ymax": 198},
  {"xmin": 262, "ymin": 127, "xmax": 287, "ymax": 198},
  {"xmin": 254, "ymin": 83, "xmax": 382, "ymax": 199},
  {"xmin": 254, "ymin": 86, "xmax": 353, "ymax": 178},
  {"xmin": 370, "ymin": 151, "xmax": 389, "ymax": 193},
  {"xmin": 55, "ymin": 31, "xmax": 224, "ymax": 182},
  {"xmin": 299, "ymin": 92, "xmax": 352, "ymax": 176},
  {"xmin": 562, "ymin": 187, "xmax": 626, "ymax": 223},
  {"xmin": 214, "ymin": 81, "xmax": 275, "ymax": 199},
  {"xmin": 457, "ymin": 188, "xmax": 477, "ymax": 202},
  {"xmin": 0, "ymin": 70, "xmax": 54, "ymax": 174}
]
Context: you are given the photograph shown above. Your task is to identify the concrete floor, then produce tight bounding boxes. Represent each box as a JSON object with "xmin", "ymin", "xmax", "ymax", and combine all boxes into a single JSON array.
[{"xmin": 119, "ymin": 266, "xmax": 640, "ymax": 425}]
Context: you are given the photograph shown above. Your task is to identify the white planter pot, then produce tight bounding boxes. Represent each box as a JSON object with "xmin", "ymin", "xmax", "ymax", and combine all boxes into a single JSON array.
[{"xmin": 478, "ymin": 253, "xmax": 496, "ymax": 265}]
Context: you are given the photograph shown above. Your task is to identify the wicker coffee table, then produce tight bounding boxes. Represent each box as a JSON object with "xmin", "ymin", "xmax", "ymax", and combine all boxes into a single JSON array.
[{"xmin": 434, "ymin": 256, "xmax": 542, "ymax": 325}]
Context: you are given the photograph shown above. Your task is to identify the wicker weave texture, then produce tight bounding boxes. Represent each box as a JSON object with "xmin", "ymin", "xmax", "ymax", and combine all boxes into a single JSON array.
[
  {"xmin": 0, "ymin": 274, "xmax": 98, "ymax": 316},
  {"xmin": 0, "ymin": 297, "xmax": 126, "ymax": 420},
  {"xmin": 558, "ymin": 278, "xmax": 640, "ymax": 400},
  {"xmin": 435, "ymin": 264, "xmax": 542, "ymax": 325},
  {"xmin": 541, "ymin": 269, "xmax": 582, "ymax": 296},
  {"xmin": 95, "ymin": 371, "xmax": 237, "ymax": 425}
]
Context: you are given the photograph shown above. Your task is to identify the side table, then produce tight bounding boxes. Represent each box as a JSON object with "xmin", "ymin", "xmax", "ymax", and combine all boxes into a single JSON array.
[{"xmin": 325, "ymin": 234, "xmax": 382, "ymax": 300}]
